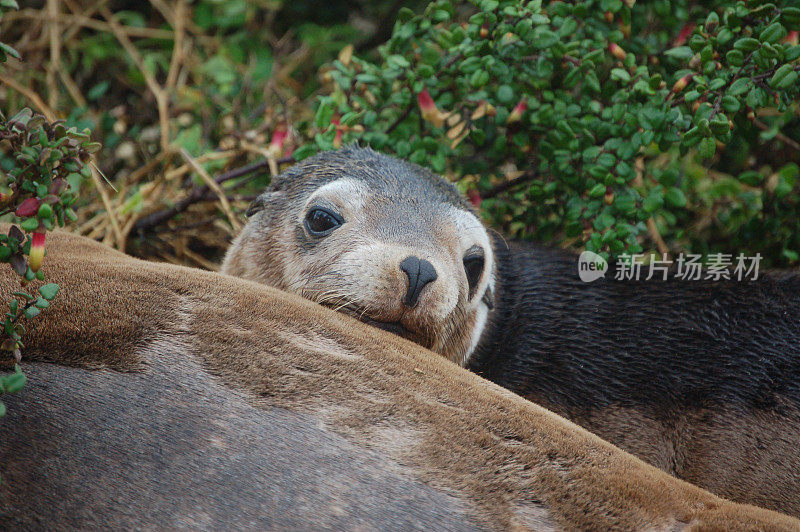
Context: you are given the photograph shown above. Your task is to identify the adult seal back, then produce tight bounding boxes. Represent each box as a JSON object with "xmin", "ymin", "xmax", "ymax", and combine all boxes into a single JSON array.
[{"xmin": 223, "ymin": 146, "xmax": 800, "ymax": 517}]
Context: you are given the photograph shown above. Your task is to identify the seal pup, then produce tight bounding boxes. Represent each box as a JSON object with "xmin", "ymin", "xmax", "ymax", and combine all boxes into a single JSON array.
[
  {"xmin": 223, "ymin": 146, "xmax": 495, "ymax": 364},
  {"xmin": 223, "ymin": 146, "xmax": 800, "ymax": 516}
]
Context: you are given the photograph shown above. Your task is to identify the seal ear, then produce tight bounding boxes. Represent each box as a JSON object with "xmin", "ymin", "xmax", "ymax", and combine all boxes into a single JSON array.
[
  {"xmin": 246, "ymin": 191, "xmax": 284, "ymax": 217},
  {"xmin": 481, "ymin": 286, "xmax": 495, "ymax": 310}
]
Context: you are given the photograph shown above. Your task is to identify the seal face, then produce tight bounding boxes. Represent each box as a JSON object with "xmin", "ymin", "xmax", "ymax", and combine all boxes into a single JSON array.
[{"xmin": 222, "ymin": 146, "xmax": 495, "ymax": 364}]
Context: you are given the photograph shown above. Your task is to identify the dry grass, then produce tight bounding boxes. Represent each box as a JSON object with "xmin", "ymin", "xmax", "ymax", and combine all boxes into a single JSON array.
[{"xmin": 0, "ymin": 0, "xmax": 323, "ymax": 267}]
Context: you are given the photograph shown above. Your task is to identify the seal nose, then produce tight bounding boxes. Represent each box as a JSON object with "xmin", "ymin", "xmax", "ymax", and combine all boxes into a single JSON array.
[{"xmin": 400, "ymin": 256, "xmax": 438, "ymax": 308}]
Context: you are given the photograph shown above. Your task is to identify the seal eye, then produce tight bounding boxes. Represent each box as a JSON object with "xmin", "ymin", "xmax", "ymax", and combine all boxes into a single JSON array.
[
  {"xmin": 305, "ymin": 208, "xmax": 343, "ymax": 236},
  {"xmin": 463, "ymin": 252, "xmax": 485, "ymax": 299}
]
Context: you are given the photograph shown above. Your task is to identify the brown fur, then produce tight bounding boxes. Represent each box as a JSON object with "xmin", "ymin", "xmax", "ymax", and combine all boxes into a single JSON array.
[
  {"xmin": 552, "ymin": 402, "xmax": 800, "ymax": 517},
  {"xmin": 1, "ymin": 228, "xmax": 798, "ymax": 530}
]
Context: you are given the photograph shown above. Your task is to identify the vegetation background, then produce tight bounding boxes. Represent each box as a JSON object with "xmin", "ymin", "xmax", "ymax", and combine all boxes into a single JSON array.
[{"xmin": 1, "ymin": 0, "xmax": 799, "ymax": 270}]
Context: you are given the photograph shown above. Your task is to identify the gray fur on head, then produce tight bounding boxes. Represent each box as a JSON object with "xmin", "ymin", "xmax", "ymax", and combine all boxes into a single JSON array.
[{"xmin": 247, "ymin": 145, "xmax": 472, "ymax": 217}]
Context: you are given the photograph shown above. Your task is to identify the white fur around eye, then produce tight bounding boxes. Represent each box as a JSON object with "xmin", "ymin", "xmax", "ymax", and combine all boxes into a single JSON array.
[
  {"xmin": 464, "ymin": 300, "xmax": 489, "ymax": 366},
  {"xmin": 302, "ymin": 178, "xmax": 367, "ymax": 221}
]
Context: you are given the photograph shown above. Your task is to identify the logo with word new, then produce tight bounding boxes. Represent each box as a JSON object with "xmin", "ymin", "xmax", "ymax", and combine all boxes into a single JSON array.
[{"xmin": 578, "ymin": 251, "xmax": 608, "ymax": 282}]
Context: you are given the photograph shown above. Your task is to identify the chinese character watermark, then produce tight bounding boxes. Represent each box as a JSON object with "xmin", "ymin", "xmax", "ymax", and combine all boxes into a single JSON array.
[{"xmin": 578, "ymin": 252, "xmax": 761, "ymax": 283}]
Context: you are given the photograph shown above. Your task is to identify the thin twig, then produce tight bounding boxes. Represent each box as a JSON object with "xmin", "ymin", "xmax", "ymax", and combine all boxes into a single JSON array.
[
  {"xmin": 148, "ymin": 0, "xmax": 205, "ymax": 38},
  {"xmin": 46, "ymin": 0, "xmax": 61, "ymax": 111},
  {"xmin": 7, "ymin": 9, "xmax": 189, "ymax": 42},
  {"xmin": 60, "ymin": 0, "xmax": 107, "ymax": 44},
  {"xmin": 99, "ymin": 5, "xmax": 170, "ymax": 152},
  {"xmin": 131, "ymin": 156, "xmax": 293, "ymax": 234},
  {"xmin": 385, "ymin": 102, "xmax": 414, "ymax": 135},
  {"xmin": 178, "ymin": 148, "xmax": 242, "ymax": 233},
  {"xmin": 751, "ymin": 116, "xmax": 800, "ymax": 152},
  {"xmin": 646, "ymin": 217, "xmax": 670, "ymax": 259},
  {"xmin": 164, "ymin": 150, "xmax": 237, "ymax": 182},
  {"xmin": 89, "ymin": 162, "xmax": 124, "ymax": 249},
  {"xmin": 0, "ymin": 74, "xmax": 56, "ymax": 121},
  {"xmin": 57, "ymin": 68, "xmax": 88, "ymax": 108},
  {"xmin": 216, "ymin": 155, "xmax": 293, "ymax": 184},
  {"xmin": 632, "ymin": 157, "xmax": 671, "ymax": 258},
  {"xmin": 165, "ymin": 0, "xmax": 185, "ymax": 91},
  {"xmin": 481, "ymin": 172, "xmax": 534, "ymax": 199}
]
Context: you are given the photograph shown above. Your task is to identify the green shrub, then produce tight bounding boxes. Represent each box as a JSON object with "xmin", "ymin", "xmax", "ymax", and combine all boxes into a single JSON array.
[
  {"xmin": 0, "ymin": 1, "xmax": 95, "ymax": 417},
  {"xmin": 0, "ymin": 108, "xmax": 96, "ymax": 417},
  {"xmin": 305, "ymin": 0, "xmax": 800, "ymax": 266}
]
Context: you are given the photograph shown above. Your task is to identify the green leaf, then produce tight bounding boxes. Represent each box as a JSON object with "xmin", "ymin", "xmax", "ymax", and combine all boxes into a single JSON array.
[
  {"xmin": 728, "ymin": 78, "xmax": 749, "ymax": 96},
  {"xmin": 87, "ymin": 81, "xmax": 110, "ymax": 101},
  {"xmin": 397, "ymin": 7, "xmax": 415, "ymax": 23},
  {"xmin": 739, "ymin": 171, "xmax": 762, "ymax": 186},
  {"xmin": 665, "ymin": 188, "xmax": 687, "ymax": 207},
  {"xmin": 469, "ymin": 69, "xmax": 489, "ymax": 87},
  {"xmin": 684, "ymin": 90, "xmax": 701, "ymax": 103},
  {"xmin": 663, "ymin": 46, "xmax": 693, "ymax": 60},
  {"xmin": 778, "ymin": 163, "xmax": 799, "ymax": 182},
  {"xmin": 759, "ymin": 22, "xmax": 785, "ymax": 44},
  {"xmin": 532, "ymin": 28, "xmax": 559, "ymax": 49},
  {"xmin": 20, "ymin": 218, "xmax": 38, "ymax": 231},
  {"xmin": 585, "ymin": 70, "xmax": 600, "ymax": 93},
  {"xmin": 496, "ymin": 85, "xmax": 514, "ymax": 104},
  {"xmin": 386, "ymin": 54, "xmax": 410, "ymax": 69},
  {"xmin": 38, "ymin": 283, "xmax": 59, "ymax": 301},
  {"xmin": 610, "ymin": 68, "xmax": 630, "ymax": 82},
  {"xmin": 725, "ymin": 49, "xmax": 744, "ymax": 67},
  {"xmin": 24, "ymin": 306, "xmax": 40, "ymax": 319},
  {"xmin": 721, "ymin": 96, "xmax": 740, "ymax": 113},
  {"xmin": 772, "ymin": 69, "xmax": 798, "ymax": 90},
  {"xmin": 292, "ymin": 144, "xmax": 317, "ymax": 161},
  {"xmin": 2, "ymin": 370, "xmax": 25, "ymax": 394},
  {"xmin": 593, "ymin": 212, "xmax": 615, "ymax": 231},
  {"xmin": 775, "ymin": 172, "xmax": 795, "ymax": 198},
  {"xmin": 710, "ymin": 114, "xmax": 730, "ymax": 136},
  {"xmin": 314, "ymin": 98, "xmax": 336, "ymax": 130},
  {"xmin": 38, "ymin": 203, "xmax": 53, "ymax": 219},
  {"xmin": 589, "ymin": 183, "xmax": 606, "ymax": 198},
  {"xmin": 0, "ymin": 42, "xmax": 20, "ymax": 60},
  {"xmin": 642, "ymin": 191, "xmax": 663, "ymax": 213},
  {"xmin": 769, "ymin": 64, "xmax": 794, "ymax": 89},
  {"xmin": 698, "ymin": 137, "xmax": 716, "ymax": 159},
  {"xmin": 733, "ymin": 38, "xmax": 759, "ymax": 52},
  {"xmin": 717, "ymin": 28, "xmax": 734, "ymax": 45}
]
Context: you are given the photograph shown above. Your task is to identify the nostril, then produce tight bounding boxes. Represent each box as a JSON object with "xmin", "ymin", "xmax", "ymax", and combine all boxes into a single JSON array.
[{"xmin": 400, "ymin": 256, "xmax": 438, "ymax": 308}]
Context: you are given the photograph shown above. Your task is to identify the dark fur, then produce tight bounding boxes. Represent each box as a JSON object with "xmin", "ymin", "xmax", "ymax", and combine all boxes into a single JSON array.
[{"xmin": 469, "ymin": 241, "xmax": 800, "ymax": 514}]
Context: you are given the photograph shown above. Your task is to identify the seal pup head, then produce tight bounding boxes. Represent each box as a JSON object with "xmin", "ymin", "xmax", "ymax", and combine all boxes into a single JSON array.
[{"xmin": 222, "ymin": 146, "xmax": 495, "ymax": 365}]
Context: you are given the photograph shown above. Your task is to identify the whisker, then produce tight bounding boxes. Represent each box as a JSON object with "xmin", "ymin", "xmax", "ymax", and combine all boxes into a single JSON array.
[{"xmin": 285, "ymin": 270, "xmax": 346, "ymax": 291}]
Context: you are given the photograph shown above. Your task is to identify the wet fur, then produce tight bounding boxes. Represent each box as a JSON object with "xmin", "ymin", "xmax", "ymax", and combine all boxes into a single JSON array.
[
  {"xmin": 2, "ymin": 228, "xmax": 798, "ymax": 530},
  {"xmin": 469, "ymin": 242, "xmax": 800, "ymax": 516}
]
